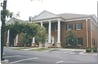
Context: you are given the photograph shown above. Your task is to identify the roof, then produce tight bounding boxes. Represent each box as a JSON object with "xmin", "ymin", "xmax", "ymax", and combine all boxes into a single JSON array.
[
  {"xmin": 57, "ymin": 13, "xmax": 89, "ymax": 19},
  {"xmin": 6, "ymin": 17, "xmax": 27, "ymax": 25},
  {"xmin": 32, "ymin": 10, "xmax": 59, "ymax": 21},
  {"xmin": 32, "ymin": 10, "xmax": 97, "ymax": 21}
]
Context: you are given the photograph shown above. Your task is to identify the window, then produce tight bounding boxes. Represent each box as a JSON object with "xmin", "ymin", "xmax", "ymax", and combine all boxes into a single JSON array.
[
  {"xmin": 92, "ymin": 39, "xmax": 96, "ymax": 46},
  {"xmin": 55, "ymin": 24, "xmax": 57, "ymax": 31},
  {"xmin": 66, "ymin": 23, "xmax": 73, "ymax": 30},
  {"xmin": 77, "ymin": 38, "xmax": 83, "ymax": 46},
  {"xmin": 75, "ymin": 23, "xmax": 82, "ymax": 30},
  {"xmin": 51, "ymin": 23, "xmax": 57, "ymax": 32}
]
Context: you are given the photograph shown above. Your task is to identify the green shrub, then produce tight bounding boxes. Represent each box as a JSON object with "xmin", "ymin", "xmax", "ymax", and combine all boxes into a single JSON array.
[
  {"xmin": 86, "ymin": 48, "xmax": 92, "ymax": 53},
  {"xmin": 92, "ymin": 48, "xmax": 97, "ymax": 53}
]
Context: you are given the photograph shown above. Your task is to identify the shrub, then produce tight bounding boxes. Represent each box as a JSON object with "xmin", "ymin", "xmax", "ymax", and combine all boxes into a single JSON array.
[
  {"xmin": 92, "ymin": 48, "xmax": 97, "ymax": 53},
  {"xmin": 86, "ymin": 48, "xmax": 92, "ymax": 53}
]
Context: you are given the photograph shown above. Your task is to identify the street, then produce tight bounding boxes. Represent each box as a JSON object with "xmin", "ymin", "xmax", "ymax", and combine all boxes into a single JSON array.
[{"xmin": 4, "ymin": 47, "xmax": 98, "ymax": 64}]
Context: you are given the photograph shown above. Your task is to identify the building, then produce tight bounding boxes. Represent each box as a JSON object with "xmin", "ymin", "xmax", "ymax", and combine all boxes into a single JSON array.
[{"xmin": 5, "ymin": 10, "xmax": 98, "ymax": 48}]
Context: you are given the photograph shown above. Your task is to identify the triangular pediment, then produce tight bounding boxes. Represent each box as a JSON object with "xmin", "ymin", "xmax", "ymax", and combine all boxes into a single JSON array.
[{"xmin": 32, "ymin": 10, "xmax": 59, "ymax": 20}]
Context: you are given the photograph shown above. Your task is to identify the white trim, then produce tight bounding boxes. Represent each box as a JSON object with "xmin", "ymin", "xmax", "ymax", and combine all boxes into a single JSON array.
[
  {"xmin": 65, "ymin": 18, "xmax": 90, "ymax": 22},
  {"xmin": 32, "ymin": 18, "xmax": 63, "ymax": 22},
  {"xmin": 76, "ymin": 29, "xmax": 81, "ymax": 30}
]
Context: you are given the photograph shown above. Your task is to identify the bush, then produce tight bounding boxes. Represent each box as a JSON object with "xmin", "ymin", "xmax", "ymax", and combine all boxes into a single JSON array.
[
  {"xmin": 86, "ymin": 48, "xmax": 92, "ymax": 53},
  {"xmin": 86, "ymin": 48, "xmax": 97, "ymax": 53},
  {"xmin": 92, "ymin": 48, "xmax": 97, "ymax": 53}
]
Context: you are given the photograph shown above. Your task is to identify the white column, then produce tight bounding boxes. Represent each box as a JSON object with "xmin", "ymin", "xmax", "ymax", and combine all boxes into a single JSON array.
[
  {"xmin": 32, "ymin": 37, "xmax": 35, "ymax": 43},
  {"xmin": 86, "ymin": 19, "xmax": 88, "ymax": 47},
  {"xmin": 6, "ymin": 29, "xmax": 10, "ymax": 46},
  {"xmin": 52, "ymin": 37, "xmax": 54, "ymax": 44},
  {"xmin": 32, "ymin": 37, "xmax": 35, "ymax": 46},
  {"xmin": 41, "ymin": 21, "xmax": 43, "ymax": 27},
  {"xmin": 16, "ymin": 34, "xmax": 18, "ymax": 46},
  {"xmin": 14, "ymin": 34, "xmax": 18, "ymax": 46},
  {"xmin": 57, "ymin": 19, "xmax": 61, "ymax": 43},
  {"xmin": 48, "ymin": 20, "xmax": 51, "ymax": 43}
]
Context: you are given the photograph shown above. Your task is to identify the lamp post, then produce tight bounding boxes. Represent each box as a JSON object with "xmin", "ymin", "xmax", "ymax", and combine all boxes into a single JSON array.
[{"xmin": 1, "ymin": 0, "xmax": 7, "ymax": 60}]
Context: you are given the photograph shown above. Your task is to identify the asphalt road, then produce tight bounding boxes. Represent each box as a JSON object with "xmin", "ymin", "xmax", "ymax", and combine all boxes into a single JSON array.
[{"xmin": 3, "ymin": 47, "xmax": 98, "ymax": 64}]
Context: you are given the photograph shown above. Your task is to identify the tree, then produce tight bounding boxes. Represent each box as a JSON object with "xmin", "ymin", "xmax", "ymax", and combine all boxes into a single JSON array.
[
  {"xmin": 35, "ymin": 26, "xmax": 46, "ymax": 47},
  {"xmin": 65, "ymin": 30, "xmax": 77, "ymax": 48},
  {"xmin": 21, "ymin": 23, "xmax": 46, "ymax": 47},
  {"xmin": 6, "ymin": 21, "xmax": 24, "ymax": 46},
  {"xmin": 6, "ymin": 21, "xmax": 47, "ymax": 47},
  {"xmin": 0, "ymin": 0, "xmax": 40, "ymax": 60},
  {"xmin": 21, "ymin": 23, "xmax": 39, "ymax": 47}
]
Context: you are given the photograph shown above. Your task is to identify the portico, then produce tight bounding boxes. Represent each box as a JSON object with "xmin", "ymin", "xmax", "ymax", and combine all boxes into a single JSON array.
[
  {"xmin": 31, "ymin": 10, "xmax": 63, "ymax": 47},
  {"xmin": 40, "ymin": 19, "xmax": 61, "ymax": 47}
]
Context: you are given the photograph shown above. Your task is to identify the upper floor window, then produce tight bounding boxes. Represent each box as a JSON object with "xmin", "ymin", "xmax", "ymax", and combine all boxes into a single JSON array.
[
  {"xmin": 75, "ymin": 23, "xmax": 82, "ymax": 30},
  {"xmin": 66, "ymin": 23, "xmax": 73, "ymax": 31}
]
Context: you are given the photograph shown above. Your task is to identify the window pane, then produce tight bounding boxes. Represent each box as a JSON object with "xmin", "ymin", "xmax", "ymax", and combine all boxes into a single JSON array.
[
  {"xmin": 66, "ymin": 23, "xmax": 73, "ymax": 30},
  {"xmin": 75, "ymin": 23, "xmax": 82, "ymax": 30},
  {"xmin": 77, "ymin": 38, "xmax": 83, "ymax": 45}
]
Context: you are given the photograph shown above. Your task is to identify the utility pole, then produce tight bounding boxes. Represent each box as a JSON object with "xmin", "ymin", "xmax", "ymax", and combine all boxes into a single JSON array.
[{"xmin": 1, "ymin": 0, "xmax": 7, "ymax": 60}]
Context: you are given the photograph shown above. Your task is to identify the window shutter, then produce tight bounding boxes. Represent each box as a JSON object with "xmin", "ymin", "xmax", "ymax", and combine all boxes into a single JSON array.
[
  {"xmin": 71, "ymin": 24, "xmax": 73, "ymax": 30},
  {"xmin": 66, "ymin": 24, "xmax": 67, "ymax": 30},
  {"xmin": 75, "ymin": 24, "xmax": 76, "ymax": 30}
]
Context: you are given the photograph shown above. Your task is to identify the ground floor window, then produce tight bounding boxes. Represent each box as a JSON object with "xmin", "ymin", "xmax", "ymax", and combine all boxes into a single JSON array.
[
  {"xmin": 77, "ymin": 38, "xmax": 83, "ymax": 46},
  {"xmin": 92, "ymin": 39, "xmax": 96, "ymax": 47}
]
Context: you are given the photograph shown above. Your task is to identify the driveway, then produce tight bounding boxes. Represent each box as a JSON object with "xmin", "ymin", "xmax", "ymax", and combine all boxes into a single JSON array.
[{"xmin": 3, "ymin": 47, "xmax": 98, "ymax": 64}]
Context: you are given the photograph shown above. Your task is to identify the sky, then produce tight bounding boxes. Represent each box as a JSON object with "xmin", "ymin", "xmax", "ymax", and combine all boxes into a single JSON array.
[{"xmin": 0, "ymin": 0, "xmax": 98, "ymax": 21}]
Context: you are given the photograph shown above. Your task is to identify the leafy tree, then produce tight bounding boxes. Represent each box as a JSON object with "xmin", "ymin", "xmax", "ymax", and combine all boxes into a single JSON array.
[
  {"xmin": 65, "ymin": 30, "xmax": 77, "ymax": 48},
  {"xmin": 1, "ymin": 9, "xmax": 13, "ymax": 18},
  {"xmin": 6, "ymin": 21, "xmax": 46, "ymax": 47},
  {"xmin": 21, "ymin": 23, "xmax": 39, "ymax": 47},
  {"xmin": 6, "ymin": 21, "xmax": 24, "ymax": 46},
  {"xmin": 35, "ymin": 26, "xmax": 46, "ymax": 46}
]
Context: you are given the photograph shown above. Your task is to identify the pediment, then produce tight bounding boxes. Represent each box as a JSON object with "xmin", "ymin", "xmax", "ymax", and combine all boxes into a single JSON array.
[{"xmin": 32, "ymin": 10, "xmax": 59, "ymax": 20}]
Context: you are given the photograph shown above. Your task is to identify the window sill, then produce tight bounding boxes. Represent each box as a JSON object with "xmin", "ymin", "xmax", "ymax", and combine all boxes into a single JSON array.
[{"xmin": 76, "ymin": 29, "xmax": 81, "ymax": 30}]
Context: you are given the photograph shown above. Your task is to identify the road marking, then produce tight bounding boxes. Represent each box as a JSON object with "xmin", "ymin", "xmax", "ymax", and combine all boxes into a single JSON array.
[
  {"xmin": 4, "ymin": 55, "xmax": 22, "ymax": 58},
  {"xmin": 10, "ymin": 57, "xmax": 39, "ymax": 64},
  {"xmin": 56, "ymin": 60, "xmax": 64, "ymax": 64}
]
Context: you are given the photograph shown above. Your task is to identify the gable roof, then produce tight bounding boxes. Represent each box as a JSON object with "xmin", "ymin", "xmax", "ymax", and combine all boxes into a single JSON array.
[
  {"xmin": 6, "ymin": 17, "xmax": 26, "ymax": 25},
  {"xmin": 32, "ymin": 10, "xmax": 59, "ymax": 21}
]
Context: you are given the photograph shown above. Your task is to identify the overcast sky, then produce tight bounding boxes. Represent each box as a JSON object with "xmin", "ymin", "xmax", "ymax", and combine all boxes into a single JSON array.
[{"xmin": 0, "ymin": 0, "xmax": 98, "ymax": 21}]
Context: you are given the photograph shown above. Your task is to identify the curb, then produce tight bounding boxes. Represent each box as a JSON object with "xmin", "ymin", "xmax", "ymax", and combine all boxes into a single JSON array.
[{"xmin": 1, "ymin": 59, "xmax": 9, "ymax": 64}]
